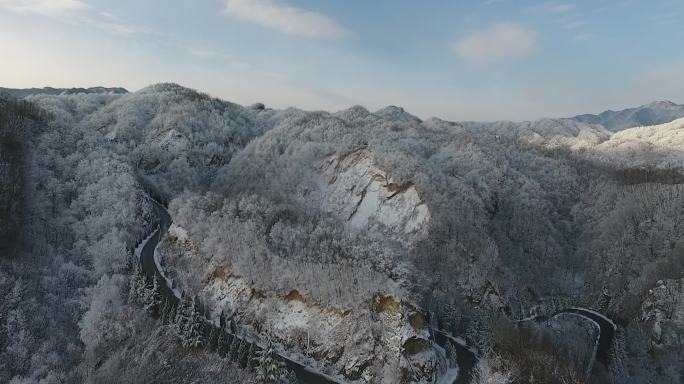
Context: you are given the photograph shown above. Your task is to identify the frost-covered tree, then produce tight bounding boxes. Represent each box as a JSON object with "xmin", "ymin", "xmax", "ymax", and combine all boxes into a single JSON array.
[
  {"xmin": 187, "ymin": 296, "xmax": 207, "ymax": 348},
  {"xmin": 255, "ymin": 342, "xmax": 281, "ymax": 383},
  {"xmin": 173, "ymin": 295, "xmax": 192, "ymax": 343}
]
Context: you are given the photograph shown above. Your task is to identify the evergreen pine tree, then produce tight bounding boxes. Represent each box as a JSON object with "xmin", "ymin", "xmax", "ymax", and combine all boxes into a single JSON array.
[
  {"xmin": 174, "ymin": 295, "xmax": 192, "ymax": 341},
  {"xmin": 217, "ymin": 330, "xmax": 231, "ymax": 357},
  {"xmin": 283, "ymin": 369, "xmax": 299, "ymax": 384},
  {"xmin": 160, "ymin": 298, "xmax": 171, "ymax": 324},
  {"xmin": 151, "ymin": 278, "xmax": 162, "ymax": 311},
  {"xmin": 184, "ymin": 296, "xmax": 205, "ymax": 348},
  {"xmin": 255, "ymin": 342, "xmax": 280, "ymax": 383},
  {"xmin": 128, "ymin": 263, "xmax": 143, "ymax": 305},
  {"xmin": 166, "ymin": 299, "xmax": 178, "ymax": 326},
  {"xmin": 246, "ymin": 342, "xmax": 258, "ymax": 370},
  {"xmin": 136, "ymin": 268, "xmax": 149, "ymax": 304},
  {"xmin": 230, "ymin": 318, "xmax": 237, "ymax": 334},
  {"xmin": 139, "ymin": 278, "xmax": 156, "ymax": 314},
  {"xmin": 219, "ymin": 311, "xmax": 227, "ymax": 330},
  {"xmin": 237, "ymin": 340, "xmax": 249, "ymax": 367},
  {"xmin": 465, "ymin": 313, "xmax": 492, "ymax": 357},
  {"xmin": 206, "ymin": 325, "xmax": 220, "ymax": 351},
  {"xmin": 229, "ymin": 335, "xmax": 241, "ymax": 362}
]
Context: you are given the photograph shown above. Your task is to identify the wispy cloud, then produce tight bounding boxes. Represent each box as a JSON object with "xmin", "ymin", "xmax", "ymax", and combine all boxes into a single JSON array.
[
  {"xmin": 651, "ymin": 12, "xmax": 679, "ymax": 26},
  {"xmin": 85, "ymin": 11, "xmax": 143, "ymax": 36},
  {"xmin": 541, "ymin": 1, "xmax": 575, "ymax": 14},
  {"xmin": 222, "ymin": 0, "xmax": 349, "ymax": 39},
  {"xmin": 0, "ymin": 0, "xmax": 87, "ymax": 16},
  {"xmin": 572, "ymin": 32, "xmax": 594, "ymax": 41},
  {"xmin": 452, "ymin": 22, "xmax": 539, "ymax": 64},
  {"xmin": 563, "ymin": 20, "xmax": 586, "ymax": 29},
  {"xmin": 0, "ymin": 0, "xmax": 144, "ymax": 37},
  {"xmin": 534, "ymin": 1, "xmax": 594, "ymax": 41}
]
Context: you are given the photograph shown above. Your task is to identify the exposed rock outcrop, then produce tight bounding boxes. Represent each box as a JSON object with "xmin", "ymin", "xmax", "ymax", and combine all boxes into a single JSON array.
[{"xmin": 316, "ymin": 148, "xmax": 430, "ymax": 246}]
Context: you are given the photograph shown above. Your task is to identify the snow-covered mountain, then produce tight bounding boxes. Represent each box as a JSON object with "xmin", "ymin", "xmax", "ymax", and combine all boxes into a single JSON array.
[
  {"xmin": 572, "ymin": 100, "xmax": 684, "ymax": 132},
  {"xmin": 374, "ymin": 105, "xmax": 422, "ymax": 124},
  {"xmin": 0, "ymin": 86, "xmax": 128, "ymax": 98},
  {"xmin": 3, "ymin": 84, "xmax": 684, "ymax": 384}
]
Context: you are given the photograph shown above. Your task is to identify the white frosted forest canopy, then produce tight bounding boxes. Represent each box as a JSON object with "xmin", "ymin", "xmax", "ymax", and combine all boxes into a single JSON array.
[{"xmin": 0, "ymin": 84, "xmax": 683, "ymax": 384}]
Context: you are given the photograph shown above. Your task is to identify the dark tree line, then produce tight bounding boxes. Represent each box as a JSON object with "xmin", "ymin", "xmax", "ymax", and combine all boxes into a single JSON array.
[
  {"xmin": 0, "ymin": 97, "xmax": 46, "ymax": 258},
  {"xmin": 127, "ymin": 254, "xmax": 299, "ymax": 383}
]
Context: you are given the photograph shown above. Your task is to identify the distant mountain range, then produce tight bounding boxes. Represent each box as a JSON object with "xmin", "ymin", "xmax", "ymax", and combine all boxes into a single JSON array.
[
  {"xmin": 0, "ymin": 86, "xmax": 128, "ymax": 98},
  {"xmin": 2, "ymin": 85, "xmax": 683, "ymax": 133},
  {"xmin": 572, "ymin": 100, "xmax": 684, "ymax": 132}
]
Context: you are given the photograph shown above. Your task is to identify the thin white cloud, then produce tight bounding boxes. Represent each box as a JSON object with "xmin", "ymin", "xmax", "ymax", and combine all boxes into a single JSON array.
[
  {"xmin": 542, "ymin": 1, "xmax": 575, "ymax": 14},
  {"xmin": 0, "ymin": 0, "xmax": 145, "ymax": 37},
  {"xmin": 572, "ymin": 32, "xmax": 594, "ymax": 41},
  {"xmin": 452, "ymin": 22, "xmax": 539, "ymax": 64},
  {"xmin": 222, "ymin": 0, "xmax": 349, "ymax": 39},
  {"xmin": 563, "ymin": 20, "xmax": 586, "ymax": 29},
  {"xmin": 0, "ymin": 0, "xmax": 87, "ymax": 16}
]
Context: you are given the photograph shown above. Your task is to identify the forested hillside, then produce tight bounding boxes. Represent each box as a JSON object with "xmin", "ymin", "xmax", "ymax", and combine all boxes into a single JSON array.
[
  {"xmin": 0, "ymin": 87, "xmax": 262, "ymax": 383},
  {"xmin": 1, "ymin": 84, "xmax": 682, "ymax": 383}
]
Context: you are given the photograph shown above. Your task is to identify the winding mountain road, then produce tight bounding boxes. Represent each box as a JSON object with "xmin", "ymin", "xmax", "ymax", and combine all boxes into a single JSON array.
[
  {"xmin": 137, "ymin": 198, "xmax": 508, "ymax": 383},
  {"xmin": 430, "ymin": 305, "xmax": 617, "ymax": 384},
  {"xmin": 521, "ymin": 306, "xmax": 617, "ymax": 375},
  {"xmin": 561, "ymin": 308, "xmax": 616, "ymax": 366},
  {"xmin": 137, "ymin": 201, "xmax": 616, "ymax": 384},
  {"xmin": 137, "ymin": 198, "xmax": 346, "ymax": 384},
  {"xmin": 139, "ymin": 201, "xmax": 177, "ymax": 305}
]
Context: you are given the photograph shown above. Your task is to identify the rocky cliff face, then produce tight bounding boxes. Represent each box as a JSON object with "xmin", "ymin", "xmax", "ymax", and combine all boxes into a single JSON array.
[{"xmin": 315, "ymin": 148, "xmax": 430, "ymax": 246}]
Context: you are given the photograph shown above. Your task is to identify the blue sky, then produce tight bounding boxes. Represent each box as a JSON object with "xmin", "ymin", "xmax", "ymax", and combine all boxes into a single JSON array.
[{"xmin": 1, "ymin": 0, "xmax": 683, "ymax": 120}]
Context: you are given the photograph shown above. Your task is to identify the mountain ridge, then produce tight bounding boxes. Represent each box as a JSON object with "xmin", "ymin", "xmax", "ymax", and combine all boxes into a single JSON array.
[
  {"xmin": 0, "ymin": 86, "xmax": 128, "ymax": 98},
  {"xmin": 3, "ymin": 84, "xmax": 683, "ymax": 133},
  {"xmin": 571, "ymin": 100, "xmax": 684, "ymax": 132}
]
